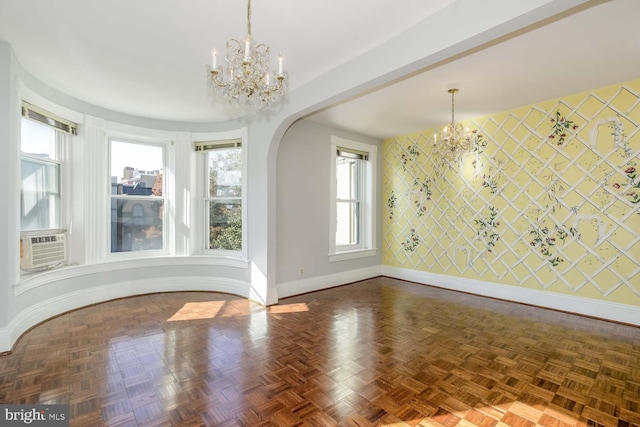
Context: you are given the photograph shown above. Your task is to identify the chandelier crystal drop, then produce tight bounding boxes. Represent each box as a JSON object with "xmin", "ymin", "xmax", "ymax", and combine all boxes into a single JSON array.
[
  {"xmin": 206, "ymin": 0, "xmax": 287, "ymax": 108},
  {"xmin": 433, "ymin": 88, "xmax": 472, "ymax": 163}
]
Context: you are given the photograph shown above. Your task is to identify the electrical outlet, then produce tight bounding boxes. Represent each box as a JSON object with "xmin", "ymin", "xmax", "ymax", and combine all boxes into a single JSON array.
[{"xmin": 299, "ymin": 268, "xmax": 304, "ymax": 276}]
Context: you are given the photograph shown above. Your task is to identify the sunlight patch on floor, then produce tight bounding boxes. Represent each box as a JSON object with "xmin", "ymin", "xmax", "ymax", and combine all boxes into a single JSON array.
[
  {"xmin": 268, "ymin": 303, "xmax": 309, "ymax": 314},
  {"xmin": 167, "ymin": 301, "xmax": 226, "ymax": 321},
  {"xmin": 380, "ymin": 401, "xmax": 581, "ymax": 426}
]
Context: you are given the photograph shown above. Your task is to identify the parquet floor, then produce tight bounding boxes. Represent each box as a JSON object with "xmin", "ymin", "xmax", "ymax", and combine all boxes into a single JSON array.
[{"xmin": 1, "ymin": 277, "xmax": 639, "ymax": 426}]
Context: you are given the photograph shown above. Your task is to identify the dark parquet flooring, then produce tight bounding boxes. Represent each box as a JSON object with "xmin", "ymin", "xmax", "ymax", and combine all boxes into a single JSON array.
[{"xmin": 0, "ymin": 277, "xmax": 639, "ymax": 426}]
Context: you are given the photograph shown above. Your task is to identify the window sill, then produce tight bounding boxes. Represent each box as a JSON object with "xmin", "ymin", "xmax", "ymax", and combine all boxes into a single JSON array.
[
  {"xmin": 329, "ymin": 248, "xmax": 377, "ymax": 263},
  {"xmin": 183, "ymin": 255, "xmax": 249, "ymax": 269},
  {"xmin": 14, "ymin": 255, "xmax": 249, "ymax": 295}
]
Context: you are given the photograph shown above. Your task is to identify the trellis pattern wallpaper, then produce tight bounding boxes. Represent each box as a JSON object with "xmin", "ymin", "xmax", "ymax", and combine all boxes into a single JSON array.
[{"xmin": 383, "ymin": 80, "xmax": 640, "ymax": 306}]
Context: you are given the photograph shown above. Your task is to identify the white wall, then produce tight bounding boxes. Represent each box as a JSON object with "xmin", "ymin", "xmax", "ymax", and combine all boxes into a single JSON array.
[
  {"xmin": 0, "ymin": 43, "xmax": 16, "ymax": 334},
  {"xmin": 276, "ymin": 120, "xmax": 382, "ymax": 291}
]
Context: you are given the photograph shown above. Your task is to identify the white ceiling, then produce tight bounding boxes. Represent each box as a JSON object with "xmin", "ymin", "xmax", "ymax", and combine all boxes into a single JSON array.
[
  {"xmin": 1, "ymin": 0, "xmax": 639, "ymax": 139},
  {"xmin": 0, "ymin": 0, "xmax": 454, "ymax": 122},
  {"xmin": 308, "ymin": 0, "xmax": 640, "ymax": 138}
]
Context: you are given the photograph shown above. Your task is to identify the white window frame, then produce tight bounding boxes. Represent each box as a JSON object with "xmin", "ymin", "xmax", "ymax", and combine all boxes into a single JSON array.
[
  {"xmin": 336, "ymin": 149, "xmax": 364, "ymax": 251},
  {"xmin": 19, "ymin": 103, "xmax": 76, "ymax": 237},
  {"xmin": 19, "ymin": 126, "xmax": 64, "ymax": 234},
  {"xmin": 108, "ymin": 137, "xmax": 169, "ymax": 258},
  {"xmin": 329, "ymin": 136, "xmax": 377, "ymax": 262},
  {"xmin": 194, "ymin": 130, "xmax": 248, "ymax": 263}
]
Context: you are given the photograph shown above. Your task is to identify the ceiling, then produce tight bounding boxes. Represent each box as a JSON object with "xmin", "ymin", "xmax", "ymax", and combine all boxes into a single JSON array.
[
  {"xmin": 1, "ymin": 0, "xmax": 639, "ymax": 139},
  {"xmin": 308, "ymin": 0, "xmax": 640, "ymax": 139}
]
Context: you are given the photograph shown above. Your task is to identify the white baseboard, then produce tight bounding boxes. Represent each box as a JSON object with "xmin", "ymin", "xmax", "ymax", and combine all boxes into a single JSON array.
[
  {"xmin": 3, "ymin": 265, "xmax": 637, "ymax": 353},
  {"xmin": 382, "ymin": 265, "xmax": 640, "ymax": 326},
  {"xmin": 2, "ymin": 276, "xmax": 250, "ymax": 353},
  {"xmin": 278, "ymin": 265, "xmax": 382, "ymax": 298}
]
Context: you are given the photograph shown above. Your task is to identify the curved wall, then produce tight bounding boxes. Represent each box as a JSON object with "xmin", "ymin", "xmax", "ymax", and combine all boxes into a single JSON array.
[
  {"xmin": 0, "ymin": 45, "xmax": 254, "ymax": 352},
  {"xmin": 6, "ymin": 259, "xmax": 251, "ymax": 352}
]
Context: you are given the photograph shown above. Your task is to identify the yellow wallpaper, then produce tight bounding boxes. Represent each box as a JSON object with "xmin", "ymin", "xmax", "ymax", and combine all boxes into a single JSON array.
[{"xmin": 383, "ymin": 80, "xmax": 640, "ymax": 306}]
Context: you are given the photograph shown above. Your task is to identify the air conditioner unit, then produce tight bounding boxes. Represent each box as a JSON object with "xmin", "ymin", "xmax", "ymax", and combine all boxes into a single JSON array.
[{"xmin": 20, "ymin": 233, "xmax": 67, "ymax": 270}]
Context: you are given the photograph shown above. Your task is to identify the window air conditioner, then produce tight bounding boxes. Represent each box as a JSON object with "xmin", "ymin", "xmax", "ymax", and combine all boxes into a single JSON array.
[{"xmin": 20, "ymin": 233, "xmax": 67, "ymax": 270}]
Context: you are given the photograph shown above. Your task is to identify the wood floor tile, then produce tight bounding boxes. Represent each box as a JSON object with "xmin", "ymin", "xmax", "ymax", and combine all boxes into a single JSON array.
[{"xmin": 1, "ymin": 278, "xmax": 640, "ymax": 426}]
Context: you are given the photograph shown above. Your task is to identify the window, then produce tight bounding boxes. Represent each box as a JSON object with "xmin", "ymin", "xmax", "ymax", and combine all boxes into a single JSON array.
[
  {"xmin": 20, "ymin": 102, "xmax": 76, "ymax": 232},
  {"xmin": 330, "ymin": 137, "xmax": 377, "ymax": 261},
  {"xmin": 110, "ymin": 140, "xmax": 165, "ymax": 253},
  {"xmin": 336, "ymin": 150, "xmax": 364, "ymax": 247},
  {"xmin": 197, "ymin": 139, "xmax": 243, "ymax": 253}
]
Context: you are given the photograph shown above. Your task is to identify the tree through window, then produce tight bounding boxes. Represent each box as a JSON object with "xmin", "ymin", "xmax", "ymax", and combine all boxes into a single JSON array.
[{"xmin": 199, "ymin": 140, "xmax": 242, "ymax": 251}]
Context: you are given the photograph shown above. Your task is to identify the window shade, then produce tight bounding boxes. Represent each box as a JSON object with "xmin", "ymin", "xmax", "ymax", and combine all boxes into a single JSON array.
[
  {"xmin": 21, "ymin": 102, "xmax": 78, "ymax": 136},
  {"xmin": 194, "ymin": 138, "xmax": 242, "ymax": 152},
  {"xmin": 337, "ymin": 146, "xmax": 368, "ymax": 161}
]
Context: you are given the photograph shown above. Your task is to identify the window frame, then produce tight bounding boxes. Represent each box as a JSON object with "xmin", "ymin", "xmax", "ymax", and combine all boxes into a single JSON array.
[
  {"xmin": 108, "ymin": 137, "xmax": 168, "ymax": 258},
  {"xmin": 194, "ymin": 133, "xmax": 248, "ymax": 262},
  {"xmin": 335, "ymin": 151, "xmax": 365, "ymax": 251},
  {"xmin": 329, "ymin": 136, "xmax": 377, "ymax": 262},
  {"xmin": 19, "ymin": 111, "xmax": 70, "ymax": 236}
]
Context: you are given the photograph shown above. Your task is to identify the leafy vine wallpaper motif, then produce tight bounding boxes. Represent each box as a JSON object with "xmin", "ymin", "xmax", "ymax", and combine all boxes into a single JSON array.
[
  {"xmin": 481, "ymin": 174, "xmax": 499, "ymax": 194},
  {"xmin": 472, "ymin": 132, "xmax": 488, "ymax": 154},
  {"xmin": 474, "ymin": 206, "xmax": 500, "ymax": 253},
  {"xmin": 401, "ymin": 228, "xmax": 420, "ymax": 253},
  {"xmin": 548, "ymin": 110, "xmax": 578, "ymax": 145},
  {"xmin": 412, "ymin": 178, "xmax": 432, "ymax": 216},
  {"xmin": 529, "ymin": 222, "xmax": 578, "ymax": 266},
  {"xmin": 540, "ymin": 166, "xmax": 567, "ymax": 214},
  {"xmin": 386, "ymin": 191, "xmax": 397, "ymax": 220},
  {"xmin": 471, "ymin": 132, "xmax": 488, "ymax": 169},
  {"xmin": 400, "ymin": 143, "xmax": 420, "ymax": 171},
  {"xmin": 623, "ymin": 164, "xmax": 640, "ymax": 206},
  {"xmin": 383, "ymin": 79, "xmax": 640, "ymax": 306}
]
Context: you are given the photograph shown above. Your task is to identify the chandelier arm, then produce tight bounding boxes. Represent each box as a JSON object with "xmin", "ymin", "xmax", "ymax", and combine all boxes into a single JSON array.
[
  {"xmin": 210, "ymin": 71, "xmax": 230, "ymax": 88},
  {"xmin": 269, "ymin": 78, "xmax": 284, "ymax": 92}
]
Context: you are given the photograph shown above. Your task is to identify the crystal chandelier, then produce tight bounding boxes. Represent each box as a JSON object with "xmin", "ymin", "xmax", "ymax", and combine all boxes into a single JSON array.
[
  {"xmin": 433, "ymin": 88, "xmax": 472, "ymax": 163},
  {"xmin": 206, "ymin": 0, "xmax": 287, "ymax": 107}
]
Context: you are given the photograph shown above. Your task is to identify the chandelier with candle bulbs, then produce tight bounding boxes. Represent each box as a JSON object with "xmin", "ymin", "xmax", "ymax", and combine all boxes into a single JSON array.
[
  {"xmin": 206, "ymin": 0, "xmax": 287, "ymax": 107},
  {"xmin": 433, "ymin": 88, "xmax": 473, "ymax": 163}
]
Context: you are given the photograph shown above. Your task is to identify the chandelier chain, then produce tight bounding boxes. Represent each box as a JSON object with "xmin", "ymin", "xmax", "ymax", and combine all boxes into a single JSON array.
[
  {"xmin": 247, "ymin": 0, "xmax": 251, "ymax": 36},
  {"xmin": 449, "ymin": 88, "xmax": 459, "ymax": 123},
  {"xmin": 451, "ymin": 92, "xmax": 454, "ymax": 122}
]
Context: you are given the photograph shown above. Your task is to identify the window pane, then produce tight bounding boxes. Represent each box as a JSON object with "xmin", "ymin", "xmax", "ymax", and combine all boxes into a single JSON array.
[
  {"xmin": 208, "ymin": 148, "xmax": 241, "ymax": 198},
  {"xmin": 110, "ymin": 141, "xmax": 164, "ymax": 253},
  {"xmin": 111, "ymin": 141, "xmax": 163, "ymax": 196},
  {"xmin": 110, "ymin": 198, "xmax": 163, "ymax": 252},
  {"xmin": 336, "ymin": 157, "xmax": 358, "ymax": 199},
  {"xmin": 21, "ymin": 118, "xmax": 57, "ymax": 159},
  {"xmin": 206, "ymin": 146, "xmax": 242, "ymax": 252},
  {"xmin": 336, "ymin": 201, "xmax": 359, "ymax": 246},
  {"xmin": 21, "ymin": 158, "xmax": 60, "ymax": 231},
  {"xmin": 208, "ymin": 200, "xmax": 242, "ymax": 250}
]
